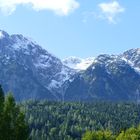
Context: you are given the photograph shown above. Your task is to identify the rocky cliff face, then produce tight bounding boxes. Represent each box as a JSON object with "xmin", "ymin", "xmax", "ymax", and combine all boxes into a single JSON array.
[{"xmin": 0, "ymin": 30, "xmax": 75, "ymax": 101}]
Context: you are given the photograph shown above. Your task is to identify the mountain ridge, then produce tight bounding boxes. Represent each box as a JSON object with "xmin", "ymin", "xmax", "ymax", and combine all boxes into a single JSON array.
[
  {"xmin": 0, "ymin": 30, "xmax": 75, "ymax": 100},
  {"xmin": 0, "ymin": 30, "xmax": 140, "ymax": 101},
  {"xmin": 64, "ymin": 52, "xmax": 140, "ymax": 101}
]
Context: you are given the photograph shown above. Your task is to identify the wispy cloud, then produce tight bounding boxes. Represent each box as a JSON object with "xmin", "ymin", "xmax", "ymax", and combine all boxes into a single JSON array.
[
  {"xmin": 82, "ymin": 1, "xmax": 125, "ymax": 24},
  {"xmin": 0, "ymin": 0, "xmax": 80, "ymax": 16},
  {"xmin": 98, "ymin": 1, "xmax": 125, "ymax": 24}
]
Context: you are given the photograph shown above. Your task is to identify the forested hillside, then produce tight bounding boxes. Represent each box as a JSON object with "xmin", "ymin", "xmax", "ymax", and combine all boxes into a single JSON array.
[{"xmin": 23, "ymin": 101, "xmax": 140, "ymax": 140}]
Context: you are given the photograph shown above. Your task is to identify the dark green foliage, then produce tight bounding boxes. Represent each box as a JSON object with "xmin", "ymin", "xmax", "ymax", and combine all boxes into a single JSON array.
[
  {"xmin": 0, "ymin": 86, "xmax": 29, "ymax": 140},
  {"xmin": 22, "ymin": 101, "xmax": 140, "ymax": 140},
  {"xmin": 0, "ymin": 85, "xmax": 4, "ymax": 111}
]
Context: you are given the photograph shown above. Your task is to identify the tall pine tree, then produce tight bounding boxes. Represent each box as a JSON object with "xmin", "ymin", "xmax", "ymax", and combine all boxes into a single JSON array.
[
  {"xmin": 0, "ymin": 86, "xmax": 29, "ymax": 140},
  {"xmin": 2, "ymin": 93, "xmax": 30, "ymax": 140}
]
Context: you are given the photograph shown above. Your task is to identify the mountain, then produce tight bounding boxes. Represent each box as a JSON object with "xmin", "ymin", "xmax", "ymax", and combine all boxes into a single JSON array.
[
  {"xmin": 64, "ymin": 53, "xmax": 140, "ymax": 101},
  {"xmin": 63, "ymin": 56, "xmax": 95, "ymax": 71},
  {"xmin": 121, "ymin": 48, "xmax": 140, "ymax": 73},
  {"xmin": 1, "ymin": 30, "xmax": 140, "ymax": 102},
  {"xmin": 0, "ymin": 30, "xmax": 75, "ymax": 101}
]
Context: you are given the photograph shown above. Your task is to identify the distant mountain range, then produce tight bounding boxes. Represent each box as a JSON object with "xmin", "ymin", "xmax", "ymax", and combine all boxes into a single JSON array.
[{"xmin": 0, "ymin": 30, "xmax": 140, "ymax": 101}]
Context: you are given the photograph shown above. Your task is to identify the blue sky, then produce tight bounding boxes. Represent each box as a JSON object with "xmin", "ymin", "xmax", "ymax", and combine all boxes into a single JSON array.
[{"xmin": 0, "ymin": 0, "xmax": 140, "ymax": 59}]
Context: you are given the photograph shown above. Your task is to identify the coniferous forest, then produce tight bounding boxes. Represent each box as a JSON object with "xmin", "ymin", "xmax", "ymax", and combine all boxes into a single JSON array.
[
  {"xmin": 23, "ymin": 100, "xmax": 140, "ymax": 140},
  {"xmin": 1, "ymin": 85, "xmax": 140, "ymax": 140}
]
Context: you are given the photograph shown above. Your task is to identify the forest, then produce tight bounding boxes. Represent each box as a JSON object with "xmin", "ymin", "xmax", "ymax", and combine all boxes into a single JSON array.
[
  {"xmin": 23, "ymin": 100, "xmax": 140, "ymax": 140},
  {"xmin": 1, "ymin": 85, "xmax": 140, "ymax": 140}
]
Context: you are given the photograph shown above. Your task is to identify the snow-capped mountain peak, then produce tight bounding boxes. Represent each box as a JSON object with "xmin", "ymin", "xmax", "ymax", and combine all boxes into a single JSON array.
[
  {"xmin": 1, "ymin": 30, "xmax": 140, "ymax": 102},
  {"xmin": 0, "ymin": 30, "xmax": 76, "ymax": 100},
  {"xmin": 63, "ymin": 56, "xmax": 95, "ymax": 71}
]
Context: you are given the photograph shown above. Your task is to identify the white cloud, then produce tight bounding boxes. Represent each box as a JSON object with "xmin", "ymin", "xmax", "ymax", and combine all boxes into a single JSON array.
[
  {"xmin": 0, "ymin": 0, "xmax": 80, "ymax": 16},
  {"xmin": 98, "ymin": 1, "xmax": 125, "ymax": 24}
]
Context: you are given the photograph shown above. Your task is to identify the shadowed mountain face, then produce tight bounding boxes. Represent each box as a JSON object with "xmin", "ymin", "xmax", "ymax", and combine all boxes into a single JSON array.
[
  {"xmin": 0, "ymin": 30, "xmax": 140, "ymax": 101},
  {"xmin": 64, "ymin": 54, "xmax": 140, "ymax": 101}
]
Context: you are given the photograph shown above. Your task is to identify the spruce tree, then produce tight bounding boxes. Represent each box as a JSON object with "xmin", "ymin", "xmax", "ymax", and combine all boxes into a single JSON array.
[{"xmin": 2, "ymin": 93, "xmax": 30, "ymax": 140}]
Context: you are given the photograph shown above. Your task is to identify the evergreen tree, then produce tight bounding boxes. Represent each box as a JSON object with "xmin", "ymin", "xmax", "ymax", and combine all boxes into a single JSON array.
[
  {"xmin": 2, "ymin": 93, "xmax": 30, "ymax": 140},
  {"xmin": 15, "ymin": 112, "xmax": 30, "ymax": 140}
]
